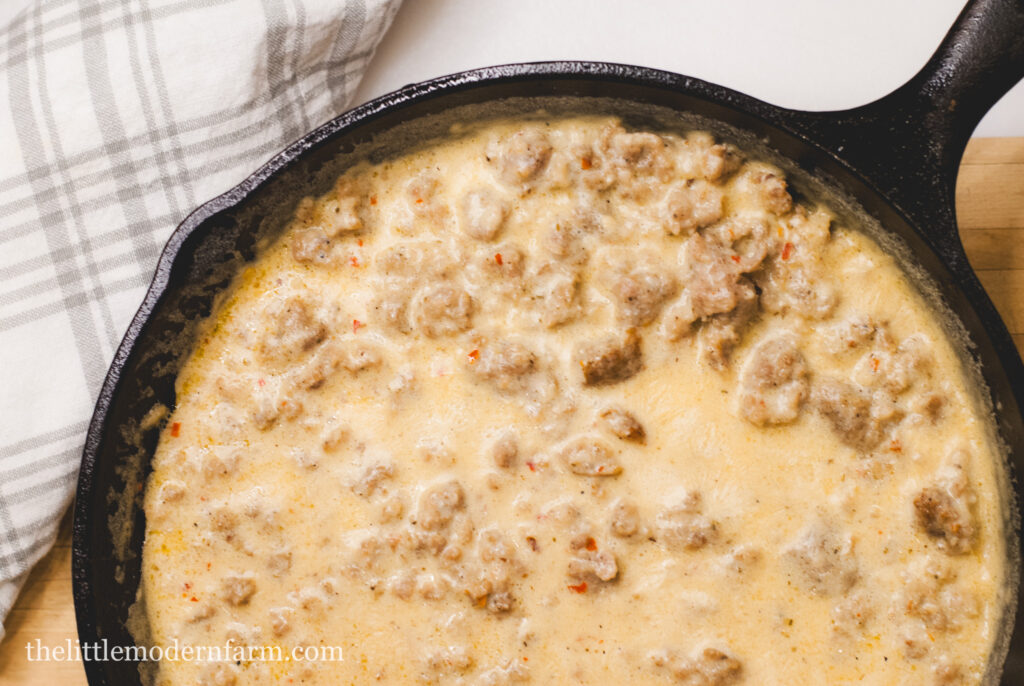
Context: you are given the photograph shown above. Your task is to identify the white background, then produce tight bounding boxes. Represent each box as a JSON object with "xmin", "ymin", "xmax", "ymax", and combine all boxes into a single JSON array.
[
  {"xmin": 2, "ymin": 0, "xmax": 1022, "ymax": 137},
  {"xmin": 354, "ymin": 0, "xmax": 1024, "ymax": 137}
]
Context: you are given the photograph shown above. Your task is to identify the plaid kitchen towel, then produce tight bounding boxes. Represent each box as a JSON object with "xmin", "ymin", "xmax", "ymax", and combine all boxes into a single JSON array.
[{"xmin": 0, "ymin": 0, "xmax": 402, "ymax": 639}]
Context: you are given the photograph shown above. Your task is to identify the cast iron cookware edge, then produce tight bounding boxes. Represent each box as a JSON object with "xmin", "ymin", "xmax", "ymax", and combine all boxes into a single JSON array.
[{"xmin": 73, "ymin": 0, "xmax": 1024, "ymax": 683}]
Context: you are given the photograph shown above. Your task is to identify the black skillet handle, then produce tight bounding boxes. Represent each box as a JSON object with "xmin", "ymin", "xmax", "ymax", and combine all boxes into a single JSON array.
[{"xmin": 785, "ymin": 0, "xmax": 1024, "ymax": 264}]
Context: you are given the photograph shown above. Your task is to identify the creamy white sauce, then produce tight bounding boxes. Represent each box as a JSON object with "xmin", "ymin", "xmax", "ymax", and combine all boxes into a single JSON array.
[{"xmin": 142, "ymin": 116, "xmax": 1008, "ymax": 685}]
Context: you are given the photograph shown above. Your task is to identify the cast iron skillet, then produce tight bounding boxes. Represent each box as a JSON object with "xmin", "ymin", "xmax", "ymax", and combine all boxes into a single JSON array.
[{"xmin": 73, "ymin": 0, "xmax": 1024, "ymax": 682}]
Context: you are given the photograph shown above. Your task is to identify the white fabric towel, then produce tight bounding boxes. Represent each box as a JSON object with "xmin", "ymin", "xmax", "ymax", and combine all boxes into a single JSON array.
[{"xmin": 0, "ymin": 0, "xmax": 402, "ymax": 639}]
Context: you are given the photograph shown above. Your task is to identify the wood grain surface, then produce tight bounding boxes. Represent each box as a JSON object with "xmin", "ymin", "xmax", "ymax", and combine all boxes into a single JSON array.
[{"xmin": 0, "ymin": 136, "xmax": 1022, "ymax": 686}]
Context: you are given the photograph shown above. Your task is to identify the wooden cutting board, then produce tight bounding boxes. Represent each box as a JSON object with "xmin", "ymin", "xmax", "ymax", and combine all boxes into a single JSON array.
[{"xmin": 0, "ymin": 137, "xmax": 1022, "ymax": 686}]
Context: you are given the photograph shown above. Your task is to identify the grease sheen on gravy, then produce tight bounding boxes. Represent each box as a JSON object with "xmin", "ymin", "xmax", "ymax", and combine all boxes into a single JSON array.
[{"xmin": 142, "ymin": 115, "xmax": 1009, "ymax": 685}]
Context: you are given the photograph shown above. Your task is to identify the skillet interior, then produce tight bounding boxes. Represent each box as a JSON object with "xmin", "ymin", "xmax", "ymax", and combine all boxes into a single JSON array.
[{"xmin": 72, "ymin": 66, "xmax": 1024, "ymax": 685}]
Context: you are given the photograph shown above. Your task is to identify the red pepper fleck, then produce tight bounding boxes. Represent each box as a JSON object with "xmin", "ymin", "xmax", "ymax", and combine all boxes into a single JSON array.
[
  {"xmin": 349, "ymin": 255, "xmax": 360, "ymax": 267},
  {"xmin": 781, "ymin": 242, "xmax": 794, "ymax": 261},
  {"xmin": 527, "ymin": 461, "xmax": 536, "ymax": 472},
  {"xmin": 257, "ymin": 378, "xmax": 266, "ymax": 387},
  {"xmin": 585, "ymin": 537, "xmax": 597, "ymax": 551},
  {"xmin": 468, "ymin": 349, "xmax": 480, "ymax": 362},
  {"xmin": 184, "ymin": 582, "xmax": 192, "ymax": 590},
  {"xmin": 170, "ymin": 422, "xmax": 181, "ymax": 437},
  {"xmin": 190, "ymin": 596, "xmax": 198, "ymax": 602},
  {"xmin": 568, "ymin": 582, "xmax": 588, "ymax": 594},
  {"xmin": 357, "ymin": 238, "xmax": 364, "ymax": 247},
  {"xmin": 369, "ymin": 195, "xmax": 378, "ymax": 205},
  {"xmin": 353, "ymin": 319, "xmax": 365, "ymax": 333},
  {"xmin": 871, "ymin": 356, "xmax": 880, "ymax": 372},
  {"xmin": 494, "ymin": 253, "xmax": 503, "ymax": 266},
  {"xmin": 580, "ymin": 157, "xmax": 592, "ymax": 170},
  {"xmin": 889, "ymin": 439, "xmax": 903, "ymax": 453},
  {"xmin": 415, "ymin": 197, "xmax": 424, "ymax": 204},
  {"xmin": 730, "ymin": 254, "xmax": 741, "ymax": 264}
]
